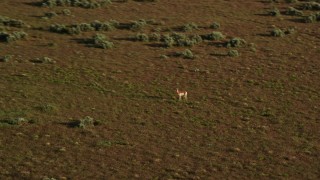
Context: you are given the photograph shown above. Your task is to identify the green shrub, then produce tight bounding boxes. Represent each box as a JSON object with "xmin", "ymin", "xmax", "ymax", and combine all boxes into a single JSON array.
[
  {"xmin": 181, "ymin": 49, "xmax": 195, "ymax": 59},
  {"xmin": 130, "ymin": 19, "xmax": 147, "ymax": 31},
  {"xmin": 77, "ymin": 23, "xmax": 95, "ymax": 32},
  {"xmin": 0, "ymin": 31, "xmax": 27, "ymax": 42},
  {"xmin": 149, "ymin": 33, "xmax": 161, "ymax": 41},
  {"xmin": 62, "ymin": 9, "xmax": 71, "ymax": 16},
  {"xmin": 210, "ymin": 22, "xmax": 220, "ymax": 29},
  {"xmin": 286, "ymin": 7, "xmax": 303, "ymax": 16},
  {"xmin": 91, "ymin": 20, "xmax": 115, "ymax": 31},
  {"xmin": 42, "ymin": 0, "xmax": 112, "ymax": 9},
  {"xmin": 0, "ymin": 16, "xmax": 26, "ymax": 28},
  {"xmin": 226, "ymin": 37, "xmax": 247, "ymax": 47},
  {"xmin": 268, "ymin": 8, "xmax": 281, "ymax": 16},
  {"xmin": 271, "ymin": 28, "xmax": 285, "ymax": 37},
  {"xmin": 228, "ymin": 50, "xmax": 239, "ymax": 57},
  {"xmin": 174, "ymin": 49, "xmax": 195, "ymax": 59},
  {"xmin": 93, "ymin": 33, "xmax": 114, "ymax": 49},
  {"xmin": 284, "ymin": 27, "xmax": 296, "ymax": 35},
  {"xmin": 77, "ymin": 116, "xmax": 94, "ymax": 128},
  {"xmin": 44, "ymin": 12, "xmax": 58, "ymax": 18},
  {"xmin": 0, "ymin": 117, "xmax": 30, "ymax": 125},
  {"xmin": 202, "ymin": 31, "xmax": 225, "ymax": 41},
  {"xmin": 31, "ymin": 57, "xmax": 55, "ymax": 64},
  {"xmin": 49, "ymin": 24, "xmax": 70, "ymax": 34},
  {"xmin": 303, "ymin": 12, "xmax": 320, "ymax": 23},
  {"xmin": 0, "ymin": 55, "xmax": 12, "ymax": 62},
  {"xmin": 182, "ymin": 23, "xmax": 198, "ymax": 32},
  {"xmin": 159, "ymin": 54, "xmax": 169, "ymax": 59},
  {"xmin": 134, "ymin": 33, "xmax": 149, "ymax": 42},
  {"xmin": 299, "ymin": 2, "xmax": 320, "ymax": 10},
  {"xmin": 50, "ymin": 20, "xmax": 116, "ymax": 34},
  {"xmin": 162, "ymin": 34, "xmax": 175, "ymax": 47},
  {"xmin": 161, "ymin": 33, "xmax": 202, "ymax": 47}
]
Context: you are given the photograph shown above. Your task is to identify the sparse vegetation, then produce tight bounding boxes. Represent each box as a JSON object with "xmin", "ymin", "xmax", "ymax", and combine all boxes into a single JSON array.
[
  {"xmin": 286, "ymin": 7, "xmax": 304, "ymax": 16},
  {"xmin": 62, "ymin": 9, "xmax": 71, "ymax": 16},
  {"xmin": 299, "ymin": 2, "xmax": 320, "ymax": 10},
  {"xmin": 226, "ymin": 37, "xmax": 247, "ymax": 47},
  {"xmin": 0, "ymin": 55, "xmax": 12, "ymax": 62},
  {"xmin": 202, "ymin": 31, "xmax": 225, "ymax": 41},
  {"xmin": 181, "ymin": 22, "xmax": 198, "ymax": 32},
  {"xmin": 210, "ymin": 22, "xmax": 220, "ymax": 29},
  {"xmin": 1, "ymin": 0, "xmax": 319, "ymax": 179},
  {"xmin": 303, "ymin": 12, "xmax": 320, "ymax": 23},
  {"xmin": 49, "ymin": 20, "xmax": 116, "ymax": 34},
  {"xmin": 130, "ymin": 19, "xmax": 147, "ymax": 31},
  {"xmin": 268, "ymin": 8, "xmax": 281, "ymax": 16},
  {"xmin": 162, "ymin": 33, "xmax": 202, "ymax": 47},
  {"xmin": 41, "ymin": 0, "xmax": 112, "ymax": 9},
  {"xmin": 0, "ymin": 31, "xmax": 27, "ymax": 42},
  {"xmin": 31, "ymin": 57, "xmax": 55, "ymax": 64},
  {"xmin": 92, "ymin": 33, "xmax": 114, "ymax": 49},
  {"xmin": 0, "ymin": 15, "xmax": 27, "ymax": 28},
  {"xmin": 228, "ymin": 49, "xmax": 240, "ymax": 57},
  {"xmin": 0, "ymin": 117, "xmax": 31, "ymax": 126},
  {"xmin": 77, "ymin": 116, "xmax": 95, "ymax": 128},
  {"xmin": 134, "ymin": 33, "xmax": 149, "ymax": 42},
  {"xmin": 271, "ymin": 28, "xmax": 285, "ymax": 37},
  {"xmin": 176, "ymin": 49, "xmax": 195, "ymax": 59},
  {"xmin": 149, "ymin": 33, "xmax": 161, "ymax": 41}
]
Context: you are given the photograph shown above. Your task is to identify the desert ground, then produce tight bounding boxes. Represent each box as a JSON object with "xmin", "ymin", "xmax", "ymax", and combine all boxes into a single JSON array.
[{"xmin": 0, "ymin": 0, "xmax": 319, "ymax": 179}]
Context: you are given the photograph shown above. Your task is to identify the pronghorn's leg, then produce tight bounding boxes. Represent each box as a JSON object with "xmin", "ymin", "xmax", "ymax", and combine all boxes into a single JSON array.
[
  {"xmin": 184, "ymin": 93, "xmax": 187, "ymax": 101},
  {"xmin": 179, "ymin": 95, "xmax": 182, "ymax": 101}
]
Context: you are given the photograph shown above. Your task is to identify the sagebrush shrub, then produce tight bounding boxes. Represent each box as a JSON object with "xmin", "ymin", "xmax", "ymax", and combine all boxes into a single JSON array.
[
  {"xmin": 182, "ymin": 23, "xmax": 198, "ymax": 32},
  {"xmin": 162, "ymin": 34, "xmax": 175, "ymax": 47},
  {"xmin": 161, "ymin": 33, "xmax": 202, "ymax": 47},
  {"xmin": 135, "ymin": 33, "xmax": 149, "ymax": 42},
  {"xmin": 0, "ymin": 31, "xmax": 27, "ymax": 42},
  {"xmin": 130, "ymin": 19, "xmax": 147, "ymax": 31},
  {"xmin": 93, "ymin": 33, "xmax": 114, "ymax": 49},
  {"xmin": 271, "ymin": 28, "xmax": 285, "ymax": 37},
  {"xmin": 91, "ymin": 20, "xmax": 115, "ymax": 31},
  {"xmin": 228, "ymin": 50, "xmax": 239, "ymax": 57},
  {"xmin": 149, "ymin": 33, "xmax": 161, "ymax": 41},
  {"xmin": 62, "ymin": 9, "xmax": 71, "ymax": 16},
  {"xmin": 303, "ymin": 12, "xmax": 320, "ymax": 23},
  {"xmin": 299, "ymin": 2, "xmax": 320, "ymax": 10},
  {"xmin": 286, "ymin": 7, "xmax": 303, "ymax": 16},
  {"xmin": 210, "ymin": 22, "xmax": 220, "ymax": 29},
  {"xmin": 181, "ymin": 49, "xmax": 195, "ymax": 59},
  {"xmin": 268, "ymin": 8, "xmax": 281, "ymax": 16},
  {"xmin": 44, "ymin": 12, "xmax": 58, "ymax": 18},
  {"xmin": 226, "ymin": 37, "xmax": 247, "ymax": 47},
  {"xmin": 42, "ymin": 0, "xmax": 112, "ymax": 9},
  {"xmin": 0, "ymin": 16, "xmax": 26, "ymax": 28},
  {"xmin": 202, "ymin": 31, "xmax": 225, "ymax": 41},
  {"xmin": 78, "ymin": 116, "xmax": 94, "ymax": 128}
]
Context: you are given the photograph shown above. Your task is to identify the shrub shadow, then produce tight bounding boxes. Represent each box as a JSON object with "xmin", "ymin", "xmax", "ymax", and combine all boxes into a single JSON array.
[
  {"xmin": 60, "ymin": 121, "xmax": 80, "ymax": 128},
  {"xmin": 71, "ymin": 38, "xmax": 94, "ymax": 48},
  {"xmin": 208, "ymin": 41, "xmax": 227, "ymax": 47},
  {"xmin": 146, "ymin": 43, "xmax": 166, "ymax": 48},
  {"xmin": 288, "ymin": 18, "xmax": 305, "ymax": 23},
  {"xmin": 24, "ymin": 2, "xmax": 42, "ymax": 7}
]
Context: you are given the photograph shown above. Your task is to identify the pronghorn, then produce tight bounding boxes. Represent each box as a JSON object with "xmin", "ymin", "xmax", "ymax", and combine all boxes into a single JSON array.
[{"xmin": 176, "ymin": 89, "xmax": 187, "ymax": 101}]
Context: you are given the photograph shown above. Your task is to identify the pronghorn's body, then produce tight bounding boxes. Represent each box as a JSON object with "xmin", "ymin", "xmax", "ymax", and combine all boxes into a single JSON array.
[{"xmin": 176, "ymin": 89, "xmax": 187, "ymax": 101}]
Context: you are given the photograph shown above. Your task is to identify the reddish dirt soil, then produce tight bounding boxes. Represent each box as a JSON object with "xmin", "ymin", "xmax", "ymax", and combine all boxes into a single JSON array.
[{"xmin": 0, "ymin": 0, "xmax": 319, "ymax": 179}]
